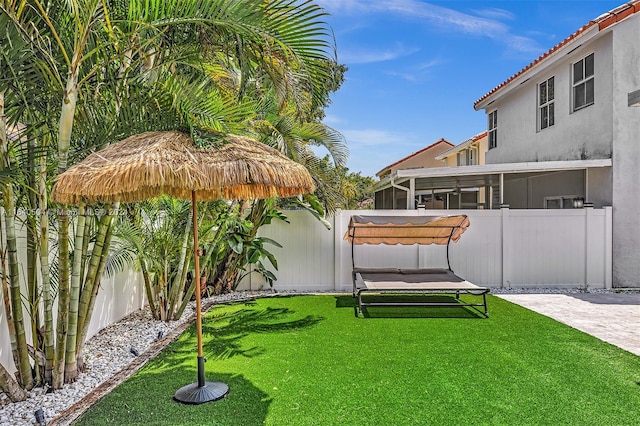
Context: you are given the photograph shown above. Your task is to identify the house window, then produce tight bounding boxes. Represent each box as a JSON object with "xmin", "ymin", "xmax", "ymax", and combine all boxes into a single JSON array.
[
  {"xmin": 538, "ymin": 77, "xmax": 554, "ymax": 130},
  {"xmin": 572, "ymin": 53, "xmax": 594, "ymax": 112},
  {"xmin": 488, "ymin": 110, "xmax": 497, "ymax": 149},
  {"xmin": 456, "ymin": 147, "xmax": 478, "ymax": 166},
  {"xmin": 457, "ymin": 151, "xmax": 467, "ymax": 166},
  {"xmin": 468, "ymin": 146, "xmax": 477, "ymax": 165}
]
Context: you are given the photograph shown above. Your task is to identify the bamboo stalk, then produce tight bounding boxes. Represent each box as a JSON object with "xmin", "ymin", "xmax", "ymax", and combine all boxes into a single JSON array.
[
  {"xmin": 75, "ymin": 212, "xmax": 111, "ymax": 356},
  {"xmin": 76, "ymin": 203, "xmax": 119, "ymax": 366},
  {"xmin": 167, "ymin": 209, "xmax": 193, "ymax": 319},
  {"xmin": 64, "ymin": 204, "xmax": 86, "ymax": 382},
  {"xmin": 39, "ymin": 153, "xmax": 54, "ymax": 385},
  {"xmin": 53, "ymin": 212, "xmax": 70, "ymax": 389},
  {"xmin": 27, "ymin": 132, "xmax": 41, "ymax": 385},
  {"xmin": 0, "ymin": 361, "xmax": 28, "ymax": 402},
  {"xmin": 0, "ymin": 91, "xmax": 33, "ymax": 389}
]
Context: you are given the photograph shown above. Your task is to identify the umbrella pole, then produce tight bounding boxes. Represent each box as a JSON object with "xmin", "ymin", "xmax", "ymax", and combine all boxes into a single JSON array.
[
  {"xmin": 193, "ymin": 191, "xmax": 205, "ymax": 387},
  {"xmin": 174, "ymin": 191, "xmax": 229, "ymax": 404}
]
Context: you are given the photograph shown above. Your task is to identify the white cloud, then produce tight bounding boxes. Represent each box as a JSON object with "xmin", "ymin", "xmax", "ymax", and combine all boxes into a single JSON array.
[
  {"xmin": 323, "ymin": 114, "xmax": 345, "ymax": 125},
  {"xmin": 317, "ymin": 0, "xmax": 543, "ymax": 55},
  {"xmin": 473, "ymin": 7, "xmax": 516, "ymax": 21},
  {"xmin": 504, "ymin": 34, "xmax": 544, "ymax": 55},
  {"xmin": 383, "ymin": 57, "xmax": 443, "ymax": 82},
  {"xmin": 418, "ymin": 58, "xmax": 442, "ymax": 71},
  {"xmin": 339, "ymin": 44, "xmax": 420, "ymax": 64}
]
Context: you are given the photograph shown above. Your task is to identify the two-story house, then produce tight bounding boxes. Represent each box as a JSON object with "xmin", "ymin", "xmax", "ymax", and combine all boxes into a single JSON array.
[{"xmin": 474, "ymin": 1, "xmax": 640, "ymax": 286}]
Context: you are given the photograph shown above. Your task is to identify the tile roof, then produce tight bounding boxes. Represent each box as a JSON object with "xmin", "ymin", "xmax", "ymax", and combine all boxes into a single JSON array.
[
  {"xmin": 474, "ymin": 0, "xmax": 640, "ymax": 110},
  {"xmin": 435, "ymin": 131, "xmax": 487, "ymax": 159},
  {"xmin": 376, "ymin": 138, "xmax": 453, "ymax": 176}
]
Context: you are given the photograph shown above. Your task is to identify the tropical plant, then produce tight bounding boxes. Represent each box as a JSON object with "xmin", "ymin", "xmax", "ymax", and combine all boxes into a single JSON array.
[
  {"xmin": 112, "ymin": 198, "xmax": 197, "ymax": 321},
  {"xmin": 203, "ymin": 199, "xmax": 288, "ymax": 293},
  {"xmin": 0, "ymin": 0, "xmax": 341, "ymax": 397}
]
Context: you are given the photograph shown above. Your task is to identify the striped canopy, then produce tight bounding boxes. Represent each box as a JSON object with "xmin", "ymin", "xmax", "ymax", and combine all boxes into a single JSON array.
[{"xmin": 344, "ymin": 215, "xmax": 470, "ymax": 245}]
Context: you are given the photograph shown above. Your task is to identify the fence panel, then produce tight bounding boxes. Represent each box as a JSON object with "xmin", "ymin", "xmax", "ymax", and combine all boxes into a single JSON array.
[
  {"xmin": 256, "ymin": 207, "xmax": 611, "ymax": 292},
  {"xmin": 241, "ymin": 210, "xmax": 337, "ymax": 291}
]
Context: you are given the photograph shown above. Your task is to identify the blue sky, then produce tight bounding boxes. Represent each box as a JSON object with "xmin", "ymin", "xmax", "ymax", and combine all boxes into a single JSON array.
[{"xmin": 315, "ymin": 0, "xmax": 624, "ymax": 177}]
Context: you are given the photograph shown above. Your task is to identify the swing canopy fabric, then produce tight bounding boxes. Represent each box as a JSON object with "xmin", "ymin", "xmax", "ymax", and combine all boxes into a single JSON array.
[{"xmin": 344, "ymin": 215, "xmax": 470, "ymax": 246}]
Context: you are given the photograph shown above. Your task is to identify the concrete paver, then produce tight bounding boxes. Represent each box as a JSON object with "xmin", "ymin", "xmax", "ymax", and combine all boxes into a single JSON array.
[{"xmin": 496, "ymin": 293, "xmax": 640, "ymax": 356}]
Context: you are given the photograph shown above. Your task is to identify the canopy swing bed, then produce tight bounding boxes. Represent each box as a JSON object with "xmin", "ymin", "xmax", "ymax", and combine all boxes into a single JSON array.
[{"xmin": 344, "ymin": 215, "xmax": 489, "ymax": 317}]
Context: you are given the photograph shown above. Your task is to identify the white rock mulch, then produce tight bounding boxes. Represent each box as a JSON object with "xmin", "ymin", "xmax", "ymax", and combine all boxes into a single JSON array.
[{"xmin": 0, "ymin": 291, "xmax": 272, "ymax": 426}]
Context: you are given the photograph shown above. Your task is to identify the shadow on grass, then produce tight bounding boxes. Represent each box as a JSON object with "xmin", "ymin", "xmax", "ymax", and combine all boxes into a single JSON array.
[
  {"xmin": 162, "ymin": 300, "xmax": 325, "ymax": 365},
  {"xmin": 75, "ymin": 369, "xmax": 270, "ymax": 426},
  {"xmin": 77, "ymin": 300, "xmax": 325, "ymax": 425},
  {"xmin": 335, "ymin": 295, "xmax": 485, "ymax": 319}
]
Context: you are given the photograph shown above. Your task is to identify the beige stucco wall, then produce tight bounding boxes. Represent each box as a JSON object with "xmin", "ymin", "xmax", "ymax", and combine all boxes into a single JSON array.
[{"xmin": 387, "ymin": 142, "xmax": 453, "ymax": 174}]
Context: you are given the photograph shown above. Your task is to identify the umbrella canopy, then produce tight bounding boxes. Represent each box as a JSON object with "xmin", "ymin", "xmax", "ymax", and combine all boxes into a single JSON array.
[
  {"xmin": 51, "ymin": 131, "xmax": 314, "ymax": 204},
  {"xmin": 51, "ymin": 130, "xmax": 315, "ymax": 405}
]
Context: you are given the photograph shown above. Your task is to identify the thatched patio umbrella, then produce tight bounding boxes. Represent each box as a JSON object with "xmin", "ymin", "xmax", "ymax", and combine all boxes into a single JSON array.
[{"xmin": 52, "ymin": 130, "xmax": 315, "ymax": 404}]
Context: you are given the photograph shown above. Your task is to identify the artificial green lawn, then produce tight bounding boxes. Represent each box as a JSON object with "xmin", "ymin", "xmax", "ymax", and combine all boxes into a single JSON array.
[{"xmin": 75, "ymin": 295, "xmax": 640, "ymax": 425}]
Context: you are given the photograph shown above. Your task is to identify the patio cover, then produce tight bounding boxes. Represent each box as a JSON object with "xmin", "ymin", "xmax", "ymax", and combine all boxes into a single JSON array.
[{"xmin": 344, "ymin": 215, "xmax": 469, "ymax": 245}]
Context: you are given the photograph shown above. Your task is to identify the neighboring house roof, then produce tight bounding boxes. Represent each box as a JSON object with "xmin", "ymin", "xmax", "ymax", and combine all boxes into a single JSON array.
[
  {"xmin": 376, "ymin": 138, "xmax": 454, "ymax": 177},
  {"xmin": 434, "ymin": 131, "xmax": 487, "ymax": 160},
  {"xmin": 474, "ymin": 0, "xmax": 640, "ymax": 110}
]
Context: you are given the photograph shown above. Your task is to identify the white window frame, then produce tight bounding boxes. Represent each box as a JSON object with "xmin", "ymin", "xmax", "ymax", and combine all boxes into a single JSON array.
[
  {"xmin": 572, "ymin": 53, "xmax": 594, "ymax": 112},
  {"xmin": 538, "ymin": 76, "xmax": 555, "ymax": 130},
  {"xmin": 456, "ymin": 151, "xmax": 467, "ymax": 166},
  {"xmin": 468, "ymin": 146, "xmax": 478, "ymax": 165},
  {"xmin": 488, "ymin": 110, "xmax": 497, "ymax": 149},
  {"xmin": 544, "ymin": 195, "xmax": 580, "ymax": 209},
  {"xmin": 457, "ymin": 147, "xmax": 478, "ymax": 166}
]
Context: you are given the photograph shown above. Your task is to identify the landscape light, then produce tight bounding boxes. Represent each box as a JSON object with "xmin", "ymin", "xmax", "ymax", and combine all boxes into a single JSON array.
[{"xmin": 34, "ymin": 408, "xmax": 46, "ymax": 425}]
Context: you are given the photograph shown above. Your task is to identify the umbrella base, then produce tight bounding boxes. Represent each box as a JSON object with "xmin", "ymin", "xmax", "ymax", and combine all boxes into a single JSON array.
[{"xmin": 174, "ymin": 382, "xmax": 229, "ymax": 404}]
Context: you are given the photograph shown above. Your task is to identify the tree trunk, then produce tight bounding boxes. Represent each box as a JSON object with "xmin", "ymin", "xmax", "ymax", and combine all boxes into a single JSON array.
[
  {"xmin": 39, "ymin": 153, "xmax": 54, "ymax": 385},
  {"xmin": 140, "ymin": 260, "xmax": 158, "ymax": 319},
  {"xmin": 2, "ymin": 186, "xmax": 34, "ymax": 389},
  {"xmin": 75, "ymin": 212, "xmax": 111, "ymax": 349},
  {"xmin": 76, "ymin": 203, "xmax": 119, "ymax": 366},
  {"xmin": 0, "ymin": 90, "xmax": 33, "ymax": 389},
  {"xmin": 0, "ymin": 362, "xmax": 28, "ymax": 402},
  {"xmin": 53, "ymin": 212, "xmax": 70, "ymax": 389},
  {"xmin": 26, "ymin": 132, "xmax": 41, "ymax": 385},
  {"xmin": 64, "ymin": 204, "xmax": 86, "ymax": 383},
  {"xmin": 54, "ymin": 50, "xmax": 80, "ymax": 388},
  {"xmin": 167, "ymin": 213, "xmax": 192, "ymax": 319},
  {"xmin": 0, "ymin": 226, "xmax": 20, "ymax": 380},
  {"xmin": 79, "ymin": 213, "xmax": 93, "ymax": 292},
  {"xmin": 175, "ymin": 275, "xmax": 197, "ymax": 320}
]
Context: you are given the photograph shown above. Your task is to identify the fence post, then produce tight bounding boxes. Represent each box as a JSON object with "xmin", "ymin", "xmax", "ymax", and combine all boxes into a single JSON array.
[
  {"xmin": 501, "ymin": 204, "xmax": 510, "ymax": 289},
  {"xmin": 334, "ymin": 211, "xmax": 346, "ymax": 291},
  {"xmin": 604, "ymin": 206, "xmax": 613, "ymax": 289},
  {"xmin": 584, "ymin": 203, "xmax": 594, "ymax": 289}
]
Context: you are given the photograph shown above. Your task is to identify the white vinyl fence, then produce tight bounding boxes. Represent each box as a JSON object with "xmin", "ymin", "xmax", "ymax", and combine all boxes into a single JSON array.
[
  {"xmin": 241, "ymin": 206, "xmax": 613, "ymax": 292},
  {"xmin": 1, "ymin": 206, "xmax": 612, "ymax": 375}
]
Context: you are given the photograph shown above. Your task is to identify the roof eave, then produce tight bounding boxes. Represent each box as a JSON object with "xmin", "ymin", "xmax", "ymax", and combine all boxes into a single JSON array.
[
  {"xmin": 395, "ymin": 158, "xmax": 612, "ymax": 180},
  {"xmin": 474, "ymin": 24, "xmax": 601, "ymax": 111}
]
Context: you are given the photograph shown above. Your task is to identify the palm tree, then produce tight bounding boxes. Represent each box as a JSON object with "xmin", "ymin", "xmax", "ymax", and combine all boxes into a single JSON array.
[{"xmin": 0, "ymin": 0, "xmax": 340, "ymax": 392}]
